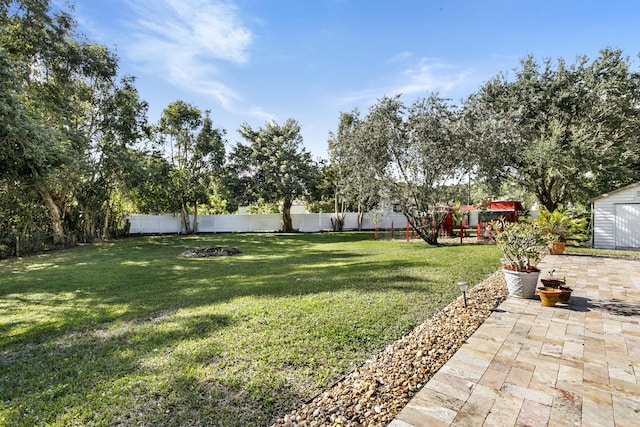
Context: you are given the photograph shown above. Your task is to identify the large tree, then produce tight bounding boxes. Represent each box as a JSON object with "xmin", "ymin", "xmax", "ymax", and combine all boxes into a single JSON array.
[
  {"xmin": 75, "ymin": 74, "xmax": 150, "ymax": 241},
  {"xmin": 0, "ymin": 0, "xmax": 159, "ymax": 251},
  {"xmin": 328, "ymin": 110, "xmax": 383, "ymax": 230},
  {"xmin": 468, "ymin": 48, "xmax": 640, "ymax": 211},
  {"xmin": 364, "ymin": 94, "xmax": 469, "ymax": 244},
  {"xmin": 1, "ymin": 0, "xmax": 141, "ymax": 245},
  {"xmin": 227, "ymin": 119, "xmax": 319, "ymax": 232},
  {"xmin": 157, "ymin": 101, "xmax": 226, "ymax": 234}
]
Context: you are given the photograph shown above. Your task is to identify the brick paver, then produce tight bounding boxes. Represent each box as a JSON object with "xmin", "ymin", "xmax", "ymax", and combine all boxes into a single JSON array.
[{"xmin": 389, "ymin": 255, "xmax": 640, "ymax": 427}]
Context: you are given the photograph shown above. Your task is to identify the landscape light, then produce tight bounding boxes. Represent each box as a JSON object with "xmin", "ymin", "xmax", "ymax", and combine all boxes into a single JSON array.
[{"xmin": 457, "ymin": 281, "xmax": 469, "ymax": 308}]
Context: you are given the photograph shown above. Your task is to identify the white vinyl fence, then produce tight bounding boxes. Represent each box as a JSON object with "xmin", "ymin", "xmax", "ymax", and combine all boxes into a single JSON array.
[{"xmin": 125, "ymin": 212, "xmax": 409, "ymax": 234}]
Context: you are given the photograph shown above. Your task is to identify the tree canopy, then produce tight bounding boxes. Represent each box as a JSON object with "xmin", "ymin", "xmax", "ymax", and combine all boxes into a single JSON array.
[
  {"xmin": 226, "ymin": 119, "xmax": 320, "ymax": 232},
  {"xmin": 156, "ymin": 101, "xmax": 226, "ymax": 233},
  {"xmin": 365, "ymin": 94, "xmax": 470, "ymax": 244},
  {"xmin": 327, "ymin": 109, "xmax": 382, "ymax": 230},
  {"xmin": 466, "ymin": 48, "xmax": 640, "ymax": 211}
]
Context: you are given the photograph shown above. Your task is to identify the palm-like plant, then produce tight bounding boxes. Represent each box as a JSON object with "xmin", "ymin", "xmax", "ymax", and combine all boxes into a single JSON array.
[{"xmin": 536, "ymin": 208, "xmax": 587, "ymax": 242}]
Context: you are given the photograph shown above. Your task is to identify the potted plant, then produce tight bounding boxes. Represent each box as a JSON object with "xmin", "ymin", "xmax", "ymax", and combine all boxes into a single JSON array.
[
  {"xmin": 539, "ymin": 269, "xmax": 573, "ymax": 304},
  {"xmin": 535, "ymin": 208, "xmax": 587, "ymax": 255},
  {"xmin": 538, "ymin": 287, "xmax": 563, "ymax": 306},
  {"xmin": 493, "ymin": 220, "xmax": 547, "ymax": 298}
]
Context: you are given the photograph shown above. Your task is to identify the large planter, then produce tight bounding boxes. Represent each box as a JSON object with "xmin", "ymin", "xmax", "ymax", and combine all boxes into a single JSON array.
[
  {"xmin": 547, "ymin": 241, "xmax": 566, "ymax": 255},
  {"xmin": 502, "ymin": 268, "xmax": 541, "ymax": 299}
]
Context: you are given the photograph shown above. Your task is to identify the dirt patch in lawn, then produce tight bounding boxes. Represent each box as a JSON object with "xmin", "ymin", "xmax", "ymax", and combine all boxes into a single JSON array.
[{"xmin": 178, "ymin": 247, "xmax": 241, "ymax": 258}]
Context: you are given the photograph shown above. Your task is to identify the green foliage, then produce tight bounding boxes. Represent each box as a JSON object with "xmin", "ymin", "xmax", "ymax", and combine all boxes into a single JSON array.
[
  {"xmin": 493, "ymin": 220, "xmax": 548, "ymax": 271},
  {"xmin": 0, "ymin": 51, "xmax": 51, "ymax": 181},
  {"xmin": 328, "ymin": 109, "xmax": 382, "ymax": 229},
  {"xmin": 362, "ymin": 94, "xmax": 469, "ymax": 244},
  {"xmin": 535, "ymin": 207, "xmax": 588, "ymax": 242},
  {"xmin": 245, "ymin": 198, "xmax": 280, "ymax": 214},
  {"xmin": 304, "ymin": 198, "xmax": 335, "ymax": 214},
  {"xmin": 156, "ymin": 101, "xmax": 227, "ymax": 233},
  {"xmin": 0, "ymin": 233, "xmax": 501, "ymax": 425},
  {"xmin": 226, "ymin": 119, "xmax": 320, "ymax": 232},
  {"xmin": 468, "ymin": 48, "xmax": 640, "ymax": 210},
  {"xmin": 0, "ymin": 1, "xmax": 151, "ymax": 248}
]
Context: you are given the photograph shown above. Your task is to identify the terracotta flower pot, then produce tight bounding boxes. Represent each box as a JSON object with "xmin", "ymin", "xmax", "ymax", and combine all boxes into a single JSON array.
[
  {"xmin": 557, "ymin": 287, "xmax": 573, "ymax": 303},
  {"xmin": 540, "ymin": 279, "xmax": 572, "ymax": 303},
  {"xmin": 538, "ymin": 287, "xmax": 563, "ymax": 307},
  {"xmin": 541, "ymin": 278, "xmax": 565, "ymax": 288},
  {"xmin": 547, "ymin": 241, "xmax": 566, "ymax": 255}
]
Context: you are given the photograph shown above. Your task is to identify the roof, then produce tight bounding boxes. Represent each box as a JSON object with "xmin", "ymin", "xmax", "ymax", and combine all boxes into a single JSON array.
[
  {"xmin": 448, "ymin": 200, "xmax": 523, "ymax": 212},
  {"xmin": 591, "ymin": 181, "xmax": 640, "ymax": 202}
]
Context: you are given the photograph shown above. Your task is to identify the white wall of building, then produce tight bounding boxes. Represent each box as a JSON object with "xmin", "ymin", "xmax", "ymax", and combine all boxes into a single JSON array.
[{"xmin": 592, "ymin": 182, "xmax": 640, "ymax": 249}]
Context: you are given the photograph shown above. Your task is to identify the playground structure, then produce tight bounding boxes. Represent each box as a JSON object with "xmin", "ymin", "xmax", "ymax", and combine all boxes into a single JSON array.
[
  {"xmin": 374, "ymin": 200, "xmax": 523, "ymax": 242},
  {"xmin": 443, "ymin": 200, "xmax": 523, "ymax": 240}
]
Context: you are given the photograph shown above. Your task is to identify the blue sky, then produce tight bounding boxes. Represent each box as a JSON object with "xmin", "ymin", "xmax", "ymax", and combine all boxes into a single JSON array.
[{"xmin": 72, "ymin": 0, "xmax": 640, "ymax": 159}]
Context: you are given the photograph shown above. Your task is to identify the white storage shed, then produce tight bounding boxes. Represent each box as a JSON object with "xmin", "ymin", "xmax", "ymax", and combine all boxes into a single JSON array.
[{"xmin": 591, "ymin": 182, "xmax": 640, "ymax": 250}]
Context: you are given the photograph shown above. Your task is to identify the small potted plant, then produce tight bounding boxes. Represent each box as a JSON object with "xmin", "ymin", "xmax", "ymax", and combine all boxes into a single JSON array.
[
  {"xmin": 493, "ymin": 219, "xmax": 547, "ymax": 298},
  {"xmin": 535, "ymin": 208, "xmax": 587, "ymax": 255},
  {"xmin": 539, "ymin": 269, "xmax": 573, "ymax": 304}
]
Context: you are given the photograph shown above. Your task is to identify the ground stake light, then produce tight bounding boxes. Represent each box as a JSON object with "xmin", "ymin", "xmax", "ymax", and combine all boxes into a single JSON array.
[{"xmin": 457, "ymin": 281, "xmax": 469, "ymax": 308}]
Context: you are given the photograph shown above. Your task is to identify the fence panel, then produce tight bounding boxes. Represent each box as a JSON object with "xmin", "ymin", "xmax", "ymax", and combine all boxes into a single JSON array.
[{"xmin": 125, "ymin": 212, "xmax": 410, "ymax": 234}]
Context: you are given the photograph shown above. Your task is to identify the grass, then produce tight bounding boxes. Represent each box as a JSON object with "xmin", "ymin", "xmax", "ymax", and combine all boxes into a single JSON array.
[
  {"xmin": 0, "ymin": 232, "xmax": 502, "ymax": 426},
  {"xmin": 565, "ymin": 245, "xmax": 640, "ymax": 259}
]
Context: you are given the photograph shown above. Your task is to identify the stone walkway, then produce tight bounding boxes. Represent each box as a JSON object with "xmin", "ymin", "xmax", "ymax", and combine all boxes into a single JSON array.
[{"xmin": 389, "ymin": 255, "xmax": 640, "ymax": 427}]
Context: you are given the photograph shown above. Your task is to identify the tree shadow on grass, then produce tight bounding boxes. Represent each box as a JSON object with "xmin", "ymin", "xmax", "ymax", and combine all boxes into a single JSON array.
[
  {"xmin": 1, "ymin": 312, "xmax": 252, "ymax": 425},
  {"xmin": 0, "ymin": 233, "xmax": 499, "ymax": 425},
  {"xmin": 1, "ymin": 234, "xmax": 454, "ymax": 347},
  {"xmin": 1, "ymin": 308, "xmax": 327, "ymax": 426}
]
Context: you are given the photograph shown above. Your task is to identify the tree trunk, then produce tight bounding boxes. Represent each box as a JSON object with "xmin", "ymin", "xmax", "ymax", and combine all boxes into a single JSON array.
[
  {"xmin": 357, "ymin": 202, "xmax": 364, "ymax": 231},
  {"xmin": 405, "ymin": 212, "xmax": 439, "ymax": 245},
  {"xmin": 40, "ymin": 189, "xmax": 66, "ymax": 244},
  {"xmin": 181, "ymin": 203, "xmax": 192, "ymax": 234},
  {"xmin": 193, "ymin": 202, "xmax": 199, "ymax": 234},
  {"xmin": 282, "ymin": 198, "xmax": 293, "ymax": 232},
  {"xmin": 332, "ymin": 194, "xmax": 345, "ymax": 231},
  {"xmin": 101, "ymin": 205, "xmax": 110, "ymax": 240},
  {"xmin": 80, "ymin": 204, "xmax": 94, "ymax": 243}
]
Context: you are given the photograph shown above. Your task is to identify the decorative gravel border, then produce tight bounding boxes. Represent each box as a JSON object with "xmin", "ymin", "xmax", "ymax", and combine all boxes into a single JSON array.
[{"xmin": 273, "ymin": 270, "xmax": 508, "ymax": 426}]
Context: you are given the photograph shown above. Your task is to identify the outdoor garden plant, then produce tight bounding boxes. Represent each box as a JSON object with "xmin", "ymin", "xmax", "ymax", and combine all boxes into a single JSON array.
[
  {"xmin": 535, "ymin": 208, "xmax": 588, "ymax": 254},
  {"xmin": 493, "ymin": 220, "xmax": 547, "ymax": 272},
  {"xmin": 493, "ymin": 220, "xmax": 547, "ymax": 298}
]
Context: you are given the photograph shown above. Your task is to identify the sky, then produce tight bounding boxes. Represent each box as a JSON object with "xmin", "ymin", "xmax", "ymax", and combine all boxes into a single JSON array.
[{"xmin": 70, "ymin": 0, "xmax": 640, "ymax": 159}]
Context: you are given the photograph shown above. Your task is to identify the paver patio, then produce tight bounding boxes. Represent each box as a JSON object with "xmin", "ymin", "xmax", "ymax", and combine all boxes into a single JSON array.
[{"xmin": 389, "ymin": 255, "xmax": 640, "ymax": 427}]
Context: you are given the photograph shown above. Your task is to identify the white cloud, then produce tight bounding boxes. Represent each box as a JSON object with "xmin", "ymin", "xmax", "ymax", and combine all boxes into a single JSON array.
[
  {"xmin": 244, "ymin": 106, "xmax": 276, "ymax": 122},
  {"xmin": 388, "ymin": 50, "xmax": 414, "ymax": 63},
  {"xmin": 123, "ymin": 0, "xmax": 252, "ymax": 109},
  {"xmin": 336, "ymin": 57, "xmax": 475, "ymax": 108},
  {"xmin": 395, "ymin": 57, "xmax": 473, "ymax": 95}
]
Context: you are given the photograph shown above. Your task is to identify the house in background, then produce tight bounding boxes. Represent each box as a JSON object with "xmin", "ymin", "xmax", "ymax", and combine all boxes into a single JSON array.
[{"xmin": 591, "ymin": 182, "xmax": 640, "ymax": 250}]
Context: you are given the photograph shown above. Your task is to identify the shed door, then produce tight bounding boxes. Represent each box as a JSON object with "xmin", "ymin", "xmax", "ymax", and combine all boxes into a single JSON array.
[{"xmin": 615, "ymin": 203, "xmax": 640, "ymax": 249}]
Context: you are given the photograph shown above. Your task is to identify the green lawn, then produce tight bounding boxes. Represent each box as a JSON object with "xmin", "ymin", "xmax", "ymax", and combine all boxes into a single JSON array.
[
  {"xmin": 0, "ymin": 232, "xmax": 501, "ymax": 426},
  {"xmin": 565, "ymin": 245, "xmax": 640, "ymax": 258}
]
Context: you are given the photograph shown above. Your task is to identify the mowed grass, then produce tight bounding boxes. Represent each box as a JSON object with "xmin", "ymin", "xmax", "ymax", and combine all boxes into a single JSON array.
[{"xmin": 0, "ymin": 232, "xmax": 501, "ymax": 426}]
